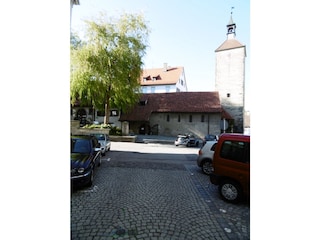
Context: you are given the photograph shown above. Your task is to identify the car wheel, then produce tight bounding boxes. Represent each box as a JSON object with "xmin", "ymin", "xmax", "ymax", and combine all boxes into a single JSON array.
[
  {"xmin": 218, "ymin": 180, "xmax": 243, "ymax": 203},
  {"xmin": 202, "ymin": 160, "xmax": 213, "ymax": 175}
]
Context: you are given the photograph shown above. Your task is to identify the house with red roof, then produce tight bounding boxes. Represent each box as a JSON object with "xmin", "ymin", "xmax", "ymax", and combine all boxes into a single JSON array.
[
  {"xmin": 140, "ymin": 64, "xmax": 187, "ymax": 93},
  {"xmin": 119, "ymin": 92, "xmax": 232, "ymax": 137}
]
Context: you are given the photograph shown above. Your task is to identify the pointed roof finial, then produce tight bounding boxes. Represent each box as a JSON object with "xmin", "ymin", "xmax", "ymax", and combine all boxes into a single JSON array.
[{"xmin": 228, "ymin": 7, "xmax": 235, "ymax": 25}]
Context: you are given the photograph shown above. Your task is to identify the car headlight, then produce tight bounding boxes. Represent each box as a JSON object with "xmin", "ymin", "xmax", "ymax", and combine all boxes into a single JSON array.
[{"xmin": 77, "ymin": 168, "xmax": 85, "ymax": 173}]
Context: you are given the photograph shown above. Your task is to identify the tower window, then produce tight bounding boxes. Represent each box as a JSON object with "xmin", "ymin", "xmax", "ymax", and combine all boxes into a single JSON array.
[{"xmin": 227, "ymin": 93, "xmax": 231, "ymax": 97}]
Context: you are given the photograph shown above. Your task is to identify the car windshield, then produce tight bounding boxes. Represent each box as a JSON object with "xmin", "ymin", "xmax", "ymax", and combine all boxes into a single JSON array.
[
  {"xmin": 71, "ymin": 139, "xmax": 91, "ymax": 153},
  {"xmin": 94, "ymin": 134, "xmax": 105, "ymax": 140}
]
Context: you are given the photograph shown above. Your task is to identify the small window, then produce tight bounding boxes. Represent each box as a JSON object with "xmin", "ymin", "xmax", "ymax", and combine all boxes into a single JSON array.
[
  {"xmin": 167, "ymin": 115, "xmax": 170, "ymax": 122},
  {"xmin": 110, "ymin": 110, "xmax": 118, "ymax": 116},
  {"xmin": 178, "ymin": 115, "xmax": 181, "ymax": 122},
  {"xmin": 97, "ymin": 111, "xmax": 105, "ymax": 117},
  {"xmin": 227, "ymin": 93, "xmax": 231, "ymax": 97},
  {"xmin": 189, "ymin": 115, "xmax": 192, "ymax": 122},
  {"xmin": 201, "ymin": 115, "xmax": 205, "ymax": 122}
]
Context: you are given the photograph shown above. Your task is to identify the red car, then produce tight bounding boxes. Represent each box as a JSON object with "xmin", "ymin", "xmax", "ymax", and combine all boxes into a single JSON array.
[{"xmin": 210, "ymin": 134, "xmax": 250, "ymax": 203}]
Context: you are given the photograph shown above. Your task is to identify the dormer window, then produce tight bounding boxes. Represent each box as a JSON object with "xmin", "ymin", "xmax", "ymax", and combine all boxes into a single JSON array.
[
  {"xmin": 139, "ymin": 99, "xmax": 148, "ymax": 106},
  {"xmin": 143, "ymin": 75, "xmax": 151, "ymax": 81},
  {"xmin": 152, "ymin": 75, "xmax": 160, "ymax": 81}
]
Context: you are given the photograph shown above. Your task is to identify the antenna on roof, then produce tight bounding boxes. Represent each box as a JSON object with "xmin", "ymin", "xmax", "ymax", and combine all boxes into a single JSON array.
[{"xmin": 231, "ymin": 6, "xmax": 234, "ymax": 15}]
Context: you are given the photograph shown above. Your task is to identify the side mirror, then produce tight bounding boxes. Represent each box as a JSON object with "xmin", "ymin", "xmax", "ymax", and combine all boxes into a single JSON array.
[{"xmin": 94, "ymin": 143, "xmax": 101, "ymax": 152}]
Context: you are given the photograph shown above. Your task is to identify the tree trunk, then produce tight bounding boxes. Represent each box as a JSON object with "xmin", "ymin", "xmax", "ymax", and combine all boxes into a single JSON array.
[{"xmin": 104, "ymin": 103, "xmax": 109, "ymax": 124}]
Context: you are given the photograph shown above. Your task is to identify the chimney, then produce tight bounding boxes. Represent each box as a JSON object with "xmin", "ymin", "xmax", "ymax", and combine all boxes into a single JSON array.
[{"xmin": 163, "ymin": 63, "xmax": 168, "ymax": 72}]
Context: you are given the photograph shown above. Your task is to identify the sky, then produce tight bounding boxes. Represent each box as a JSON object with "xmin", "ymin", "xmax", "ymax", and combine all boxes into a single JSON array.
[{"xmin": 70, "ymin": 0, "xmax": 250, "ymax": 109}]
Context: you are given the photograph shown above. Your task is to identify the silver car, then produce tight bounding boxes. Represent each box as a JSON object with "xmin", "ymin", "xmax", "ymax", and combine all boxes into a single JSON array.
[
  {"xmin": 93, "ymin": 134, "xmax": 111, "ymax": 156},
  {"xmin": 196, "ymin": 140, "xmax": 217, "ymax": 175}
]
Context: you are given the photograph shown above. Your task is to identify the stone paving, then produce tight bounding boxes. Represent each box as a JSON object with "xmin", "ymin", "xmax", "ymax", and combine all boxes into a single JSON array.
[{"xmin": 71, "ymin": 142, "xmax": 249, "ymax": 240}]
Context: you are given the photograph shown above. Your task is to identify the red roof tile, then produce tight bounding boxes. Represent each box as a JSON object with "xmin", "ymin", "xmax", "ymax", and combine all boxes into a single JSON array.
[
  {"xmin": 120, "ymin": 92, "xmax": 225, "ymax": 121},
  {"xmin": 140, "ymin": 67, "xmax": 183, "ymax": 86}
]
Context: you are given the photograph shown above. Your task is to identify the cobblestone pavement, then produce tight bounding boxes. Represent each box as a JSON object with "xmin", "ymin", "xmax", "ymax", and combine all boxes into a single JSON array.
[{"xmin": 71, "ymin": 142, "xmax": 250, "ymax": 240}]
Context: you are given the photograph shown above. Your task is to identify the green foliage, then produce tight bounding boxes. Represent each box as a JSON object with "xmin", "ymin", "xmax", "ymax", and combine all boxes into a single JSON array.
[
  {"xmin": 71, "ymin": 12, "xmax": 150, "ymax": 123},
  {"xmin": 109, "ymin": 126, "xmax": 122, "ymax": 136},
  {"xmin": 81, "ymin": 123, "xmax": 111, "ymax": 129}
]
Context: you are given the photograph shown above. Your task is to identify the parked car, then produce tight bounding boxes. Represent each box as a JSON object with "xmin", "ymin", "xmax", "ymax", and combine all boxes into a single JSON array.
[
  {"xmin": 210, "ymin": 134, "xmax": 250, "ymax": 203},
  {"xmin": 196, "ymin": 140, "xmax": 217, "ymax": 175},
  {"xmin": 175, "ymin": 134, "xmax": 201, "ymax": 147},
  {"xmin": 93, "ymin": 134, "xmax": 111, "ymax": 156},
  {"xmin": 203, "ymin": 134, "xmax": 219, "ymax": 144},
  {"xmin": 71, "ymin": 135, "xmax": 102, "ymax": 188}
]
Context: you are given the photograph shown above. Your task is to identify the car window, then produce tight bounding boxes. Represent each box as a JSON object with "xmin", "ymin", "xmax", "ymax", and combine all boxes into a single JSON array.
[
  {"xmin": 220, "ymin": 140, "xmax": 249, "ymax": 163},
  {"xmin": 94, "ymin": 134, "xmax": 105, "ymax": 140},
  {"xmin": 72, "ymin": 139, "xmax": 91, "ymax": 153},
  {"xmin": 92, "ymin": 138, "xmax": 99, "ymax": 147},
  {"xmin": 210, "ymin": 143, "xmax": 217, "ymax": 151}
]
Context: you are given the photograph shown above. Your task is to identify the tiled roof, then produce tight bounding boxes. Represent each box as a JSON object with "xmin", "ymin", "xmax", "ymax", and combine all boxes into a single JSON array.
[
  {"xmin": 215, "ymin": 39, "xmax": 245, "ymax": 52},
  {"xmin": 119, "ymin": 92, "xmax": 226, "ymax": 122},
  {"xmin": 140, "ymin": 67, "xmax": 183, "ymax": 86}
]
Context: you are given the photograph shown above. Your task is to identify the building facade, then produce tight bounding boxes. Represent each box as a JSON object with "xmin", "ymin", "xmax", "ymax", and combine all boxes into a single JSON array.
[
  {"xmin": 119, "ymin": 92, "xmax": 231, "ymax": 138},
  {"xmin": 215, "ymin": 15, "xmax": 246, "ymax": 133}
]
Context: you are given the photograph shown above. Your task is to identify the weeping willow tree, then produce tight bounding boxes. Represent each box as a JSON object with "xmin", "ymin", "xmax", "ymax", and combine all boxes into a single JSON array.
[{"xmin": 71, "ymin": 13, "xmax": 149, "ymax": 124}]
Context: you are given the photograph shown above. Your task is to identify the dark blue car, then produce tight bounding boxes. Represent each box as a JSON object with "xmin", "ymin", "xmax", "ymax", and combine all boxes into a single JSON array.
[{"xmin": 71, "ymin": 135, "xmax": 101, "ymax": 188}]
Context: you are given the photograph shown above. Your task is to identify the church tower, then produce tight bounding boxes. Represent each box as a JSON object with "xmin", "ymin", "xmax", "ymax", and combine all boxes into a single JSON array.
[{"xmin": 215, "ymin": 13, "xmax": 246, "ymax": 133}]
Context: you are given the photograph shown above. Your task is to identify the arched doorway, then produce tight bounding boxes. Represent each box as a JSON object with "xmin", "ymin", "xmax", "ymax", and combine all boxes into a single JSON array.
[{"xmin": 76, "ymin": 108, "xmax": 87, "ymax": 126}]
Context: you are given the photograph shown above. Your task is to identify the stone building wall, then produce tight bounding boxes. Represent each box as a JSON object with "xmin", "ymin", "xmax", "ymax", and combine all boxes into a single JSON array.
[
  {"xmin": 215, "ymin": 47, "xmax": 246, "ymax": 133},
  {"xmin": 149, "ymin": 112, "xmax": 221, "ymax": 137}
]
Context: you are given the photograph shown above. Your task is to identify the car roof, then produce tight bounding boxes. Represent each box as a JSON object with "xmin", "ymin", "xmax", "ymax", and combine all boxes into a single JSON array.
[
  {"xmin": 71, "ymin": 135, "xmax": 96, "ymax": 140},
  {"xmin": 219, "ymin": 133, "xmax": 250, "ymax": 142}
]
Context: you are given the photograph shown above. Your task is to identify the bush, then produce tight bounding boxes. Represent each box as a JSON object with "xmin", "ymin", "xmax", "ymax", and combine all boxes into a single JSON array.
[
  {"xmin": 109, "ymin": 126, "xmax": 122, "ymax": 136},
  {"xmin": 82, "ymin": 123, "xmax": 111, "ymax": 129}
]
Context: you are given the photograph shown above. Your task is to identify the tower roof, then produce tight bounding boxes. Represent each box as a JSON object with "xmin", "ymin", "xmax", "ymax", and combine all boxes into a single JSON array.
[
  {"xmin": 215, "ymin": 38, "xmax": 245, "ymax": 52},
  {"xmin": 228, "ymin": 15, "xmax": 234, "ymax": 26},
  {"xmin": 215, "ymin": 12, "xmax": 245, "ymax": 52}
]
